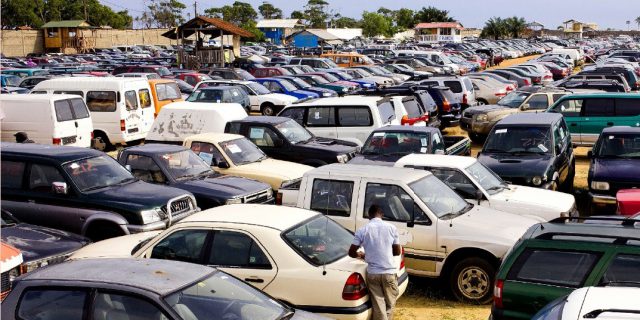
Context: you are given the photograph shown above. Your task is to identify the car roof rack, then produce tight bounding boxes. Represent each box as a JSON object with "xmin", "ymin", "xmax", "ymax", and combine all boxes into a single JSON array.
[
  {"xmin": 549, "ymin": 216, "xmax": 640, "ymax": 227},
  {"xmin": 583, "ymin": 309, "xmax": 640, "ymax": 318}
]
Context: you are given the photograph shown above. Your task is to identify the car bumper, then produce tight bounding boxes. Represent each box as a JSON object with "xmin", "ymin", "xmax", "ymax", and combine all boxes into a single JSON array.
[
  {"xmin": 441, "ymin": 114, "xmax": 461, "ymax": 127},
  {"xmin": 126, "ymin": 209, "xmax": 197, "ymax": 233},
  {"xmin": 460, "ymin": 118, "xmax": 494, "ymax": 135},
  {"xmin": 296, "ymin": 301, "xmax": 371, "ymax": 320}
]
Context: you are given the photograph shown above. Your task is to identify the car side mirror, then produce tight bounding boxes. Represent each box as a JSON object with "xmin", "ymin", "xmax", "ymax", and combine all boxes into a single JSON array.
[
  {"xmin": 521, "ymin": 103, "xmax": 530, "ymax": 111},
  {"xmin": 273, "ymin": 137, "xmax": 284, "ymax": 147},
  {"xmin": 555, "ymin": 145, "xmax": 562, "ymax": 155},
  {"xmin": 125, "ymin": 164, "xmax": 132, "ymax": 172},
  {"xmin": 587, "ymin": 150, "xmax": 593, "ymax": 158},
  {"xmin": 475, "ymin": 190, "xmax": 483, "ymax": 205},
  {"xmin": 52, "ymin": 182, "xmax": 68, "ymax": 195},
  {"xmin": 217, "ymin": 161, "xmax": 230, "ymax": 169}
]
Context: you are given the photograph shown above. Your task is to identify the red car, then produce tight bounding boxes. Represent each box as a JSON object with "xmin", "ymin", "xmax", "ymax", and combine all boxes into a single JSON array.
[
  {"xmin": 252, "ymin": 67, "xmax": 291, "ymax": 78},
  {"xmin": 616, "ymin": 189, "xmax": 640, "ymax": 216},
  {"xmin": 174, "ymin": 73, "xmax": 213, "ymax": 86}
]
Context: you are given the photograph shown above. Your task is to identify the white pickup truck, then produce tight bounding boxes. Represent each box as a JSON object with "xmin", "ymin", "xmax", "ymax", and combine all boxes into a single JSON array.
[
  {"xmin": 395, "ymin": 154, "xmax": 578, "ymax": 221},
  {"xmin": 279, "ymin": 164, "xmax": 538, "ymax": 303}
]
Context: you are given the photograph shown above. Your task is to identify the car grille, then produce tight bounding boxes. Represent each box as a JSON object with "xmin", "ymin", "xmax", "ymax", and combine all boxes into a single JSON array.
[
  {"xmin": 161, "ymin": 197, "xmax": 193, "ymax": 217},
  {"xmin": 244, "ymin": 190, "xmax": 273, "ymax": 204},
  {"xmin": 1, "ymin": 270, "xmax": 11, "ymax": 293}
]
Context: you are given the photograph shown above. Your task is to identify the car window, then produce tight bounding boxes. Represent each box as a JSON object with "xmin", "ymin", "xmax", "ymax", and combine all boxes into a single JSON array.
[
  {"xmin": 444, "ymin": 81, "xmax": 463, "ymax": 93},
  {"xmin": 29, "ymin": 164, "xmax": 65, "ymax": 193},
  {"xmin": 18, "ymin": 289, "xmax": 87, "ymax": 320},
  {"xmin": 615, "ymin": 98, "xmax": 640, "ymax": 116},
  {"xmin": 86, "ymin": 91, "xmax": 117, "ymax": 112},
  {"xmin": 278, "ymin": 108, "xmax": 305, "ymax": 125},
  {"xmin": 155, "ymin": 83, "xmax": 181, "ymax": 101},
  {"xmin": 126, "ymin": 154, "xmax": 167, "ymax": 184},
  {"xmin": 527, "ymin": 94, "xmax": 549, "ymax": 110},
  {"xmin": 402, "ymin": 98, "xmax": 423, "ymax": 118},
  {"xmin": 429, "ymin": 168, "xmax": 478, "ymax": 199},
  {"xmin": 69, "ymin": 98, "xmax": 90, "ymax": 119},
  {"xmin": 1, "ymin": 160, "xmax": 25, "ymax": 189},
  {"xmin": 364, "ymin": 183, "xmax": 428, "ymax": 223},
  {"xmin": 208, "ymin": 230, "xmax": 271, "ymax": 269},
  {"xmin": 554, "ymin": 99, "xmax": 583, "ymax": 117},
  {"xmin": 93, "ymin": 292, "xmax": 166, "ymax": 320},
  {"xmin": 552, "ymin": 94, "xmax": 567, "ymax": 102},
  {"xmin": 432, "ymin": 132, "xmax": 445, "ymax": 152},
  {"xmin": 53, "ymin": 90, "xmax": 83, "ymax": 97},
  {"xmin": 310, "ymin": 179, "xmax": 354, "ymax": 217},
  {"xmin": 124, "ymin": 90, "xmax": 138, "ymax": 111},
  {"xmin": 583, "ymin": 98, "xmax": 615, "ymax": 117},
  {"xmin": 190, "ymin": 141, "xmax": 226, "ymax": 166},
  {"xmin": 139, "ymin": 89, "xmax": 152, "ymax": 109},
  {"xmin": 247, "ymin": 126, "xmax": 279, "ymax": 147},
  {"xmin": 54, "ymin": 99, "xmax": 74, "ymax": 122},
  {"xmin": 338, "ymin": 107, "xmax": 372, "ymax": 127},
  {"xmin": 151, "ymin": 229, "xmax": 209, "ymax": 263},
  {"xmin": 306, "ymin": 107, "xmax": 335, "ymax": 126},
  {"xmin": 507, "ymin": 249, "xmax": 600, "ymax": 287},
  {"xmin": 601, "ymin": 254, "xmax": 640, "ymax": 285}
]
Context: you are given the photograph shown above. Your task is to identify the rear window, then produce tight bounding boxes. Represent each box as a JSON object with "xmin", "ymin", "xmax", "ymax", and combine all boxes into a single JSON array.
[
  {"xmin": 507, "ymin": 249, "xmax": 600, "ymax": 287},
  {"xmin": 69, "ymin": 98, "xmax": 90, "ymax": 119},
  {"xmin": 615, "ymin": 98, "xmax": 640, "ymax": 116},
  {"xmin": 86, "ymin": 91, "xmax": 116, "ymax": 112},
  {"xmin": 54, "ymin": 99, "xmax": 74, "ymax": 121},
  {"xmin": 283, "ymin": 215, "xmax": 353, "ymax": 266},
  {"xmin": 444, "ymin": 81, "xmax": 463, "ymax": 93},
  {"xmin": 124, "ymin": 90, "xmax": 138, "ymax": 111},
  {"xmin": 155, "ymin": 83, "xmax": 181, "ymax": 101},
  {"xmin": 377, "ymin": 101, "xmax": 396, "ymax": 123},
  {"xmin": 139, "ymin": 89, "xmax": 152, "ymax": 108},
  {"xmin": 402, "ymin": 98, "xmax": 423, "ymax": 118}
]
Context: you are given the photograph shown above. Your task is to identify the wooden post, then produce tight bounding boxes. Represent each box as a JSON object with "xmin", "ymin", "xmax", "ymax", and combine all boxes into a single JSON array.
[{"xmin": 220, "ymin": 29, "xmax": 224, "ymax": 67}]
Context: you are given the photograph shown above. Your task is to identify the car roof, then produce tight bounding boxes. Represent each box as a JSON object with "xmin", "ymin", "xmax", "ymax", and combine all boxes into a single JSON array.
[
  {"xmin": 184, "ymin": 132, "xmax": 244, "ymax": 143},
  {"xmin": 293, "ymin": 96, "xmax": 383, "ymax": 107},
  {"xmin": 232, "ymin": 116, "xmax": 289, "ymax": 124},
  {"xmin": 21, "ymin": 258, "xmax": 212, "ymax": 295},
  {"xmin": 601, "ymin": 126, "xmax": 640, "ymax": 134},
  {"xmin": 396, "ymin": 154, "xmax": 476, "ymax": 169},
  {"xmin": 371, "ymin": 125, "xmax": 439, "ymax": 134},
  {"xmin": 496, "ymin": 113, "xmax": 562, "ymax": 126},
  {"xmin": 311, "ymin": 163, "xmax": 429, "ymax": 181},
  {"xmin": 559, "ymin": 93, "xmax": 640, "ymax": 99},
  {"xmin": 196, "ymin": 85, "xmax": 239, "ymax": 90},
  {"xmin": 123, "ymin": 143, "xmax": 187, "ymax": 154},
  {"xmin": 526, "ymin": 218, "xmax": 640, "ymax": 244},
  {"xmin": 1, "ymin": 142, "xmax": 104, "ymax": 163},
  {"xmin": 179, "ymin": 204, "xmax": 317, "ymax": 231}
]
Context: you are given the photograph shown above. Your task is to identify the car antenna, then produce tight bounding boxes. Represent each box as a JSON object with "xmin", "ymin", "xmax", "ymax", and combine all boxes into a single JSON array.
[
  {"xmin": 322, "ymin": 171, "xmax": 331, "ymax": 276},
  {"xmin": 449, "ymin": 203, "xmax": 454, "ymax": 228}
]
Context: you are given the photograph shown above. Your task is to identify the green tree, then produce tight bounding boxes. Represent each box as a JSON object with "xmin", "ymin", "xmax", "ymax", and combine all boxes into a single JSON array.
[
  {"xmin": 304, "ymin": 0, "xmax": 329, "ymax": 28},
  {"xmin": 395, "ymin": 8, "xmax": 415, "ymax": 30},
  {"xmin": 290, "ymin": 10, "xmax": 305, "ymax": 20},
  {"xmin": 258, "ymin": 2, "xmax": 282, "ymax": 19},
  {"xmin": 205, "ymin": 2, "xmax": 263, "ymax": 40},
  {"xmin": 138, "ymin": 0, "xmax": 186, "ymax": 28},
  {"xmin": 334, "ymin": 16, "xmax": 360, "ymax": 28},
  {"xmin": 482, "ymin": 17, "xmax": 507, "ymax": 40},
  {"xmin": 505, "ymin": 16, "xmax": 527, "ymax": 38},
  {"xmin": 635, "ymin": 16, "xmax": 640, "ymax": 30},
  {"xmin": 414, "ymin": 6, "xmax": 454, "ymax": 23},
  {"xmin": 361, "ymin": 11, "xmax": 392, "ymax": 38}
]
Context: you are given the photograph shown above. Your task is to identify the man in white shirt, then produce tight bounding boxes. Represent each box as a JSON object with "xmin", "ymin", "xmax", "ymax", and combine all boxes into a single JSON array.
[{"xmin": 349, "ymin": 204, "xmax": 402, "ymax": 320}]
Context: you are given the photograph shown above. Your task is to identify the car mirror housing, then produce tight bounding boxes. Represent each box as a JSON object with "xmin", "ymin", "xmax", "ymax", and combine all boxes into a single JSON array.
[
  {"xmin": 521, "ymin": 103, "xmax": 530, "ymax": 110},
  {"xmin": 587, "ymin": 150, "xmax": 593, "ymax": 159},
  {"xmin": 475, "ymin": 190, "xmax": 483, "ymax": 205},
  {"xmin": 217, "ymin": 161, "xmax": 230, "ymax": 169},
  {"xmin": 52, "ymin": 182, "xmax": 68, "ymax": 195},
  {"xmin": 273, "ymin": 137, "xmax": 284, "ymax": 147}
]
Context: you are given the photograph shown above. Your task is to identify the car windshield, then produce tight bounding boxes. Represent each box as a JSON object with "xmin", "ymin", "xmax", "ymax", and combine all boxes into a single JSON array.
[
  {"xmin": 1, "ymin": 211, "xmax": 19, "ymax": 226},
  {"xmin": 365, "ymin": 67, "xmax": 385, "ymax": 76},
  {"xmin": 362, "ymin": 131, "xmax": 430, "ymax": 155},
  {"xmin": 465, "ymin": 162, "xmax": 508, "ymax": 195},
  {"xmin": 278, "ymin": 80, "xmax": 297, "ymax": 91},
  {"xmin": 63, "ymin": 156, "xmax": 135, "ymax": 192},
  {"xmin": 283, "ymin": 215, "xmax": 353, "ymax": 265},
  {"xmin": 309, "ymin": 75, "xmax": 329, "ymax": 84},
  {"xmin": 597, "ymin": 133, "xmax": 640, "ymax": 158},
  {"xmin": 334, "ymin": 71, "xmax": 354, "ymax": 80},
  {"xmin": 165, "ymin": 271, "xmax": 289, "ymax": 320},
  {"xmin": 159, "ymin": 150, "xmax": 212, "ymax": 180},
  {"xmin": 236, "ymin": 69, "xmax": 255, "ymax": 80},
  {"xmin": 354, "ymin": 68, "xmax": 373, "ymax": 77},
  {"xmin": 276, "ymin": 119, "xmax": 313, "ymax": 144},
  {"xmin": 409, "ymin": 175, "xmax": 470, "ymax": 218},
  {"xmin": 322, "ymin": 59, "xmax": 339, "ymax": 68},
  {"xmin": 3, "ymin": 75, "xmax": 21, "ymax": 86},
  {"xmin": 220, "ymin": 138, "xmax": 266, "ymax": 165},
  {"xmin": 285, "ymin": 77, "xmax": 310, "ymax": 89},
  {"xmin": 157, "ymin": 67, "xmax": 171, "ymax": 76},
  {"xmin": 484, "ymin": 126, "xmax": 552, "ymax": 154},
  {"xmin": 374, "ymin": 66, "xmax": 393, "ymax": 75},
  {"xmin": 498, "ymin": 91, "xmax": 531, "ymax": 108},
  {"xmin": 246, "ymin": 82, "xmax": 271, "ymax": 95},
  {"xmin": 321, "ymin": 73, "xmax": 340, "ymax": 82}
]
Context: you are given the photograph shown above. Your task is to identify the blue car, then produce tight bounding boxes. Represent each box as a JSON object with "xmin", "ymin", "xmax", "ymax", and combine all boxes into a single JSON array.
[
  {"xmin": 325, "ymin": 69, "xmax": 377, "ymax": 89},
  {"xmin": 275, "ymin": 75, "xmax": 338, "ymax": 97},
  {"xmin": 253, "ymin": 77, "xmax": 319, "ymax": 99},
  {"xmin": 0, "ymin": 74, "xmax": 22, "ymax": 88}
]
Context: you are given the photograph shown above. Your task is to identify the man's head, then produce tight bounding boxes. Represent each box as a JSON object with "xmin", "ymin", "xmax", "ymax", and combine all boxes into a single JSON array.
[
  {"xmin": 14, "ymin": 132, "xmax": 28, "ymax": 143},
  {"xmin": 368, "ymin": 204, "xmax": 383, "ymax": 219}
]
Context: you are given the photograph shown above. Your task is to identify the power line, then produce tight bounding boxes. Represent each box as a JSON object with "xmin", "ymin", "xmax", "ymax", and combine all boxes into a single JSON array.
[{"xmin": 98, "ymin": 0, "xmax": 146, "ymax": 14}]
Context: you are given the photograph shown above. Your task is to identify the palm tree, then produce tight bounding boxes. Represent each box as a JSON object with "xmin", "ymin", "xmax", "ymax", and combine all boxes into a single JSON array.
[
  {"xmin": 635, "ymin": 16, "xmax": 640, "ymax": 31},
  {"xmin": 505, "ymin": 16, "xmax": 527, "ymax": 38},
  {"xmin": 482, "ymin": 17, "xmax": 506, "ymax": 40}
]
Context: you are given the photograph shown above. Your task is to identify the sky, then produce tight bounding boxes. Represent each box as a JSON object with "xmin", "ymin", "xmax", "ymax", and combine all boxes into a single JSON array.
[{"xmin": 102, "ymin": 0, "xmax": 640, "ymax": 30}]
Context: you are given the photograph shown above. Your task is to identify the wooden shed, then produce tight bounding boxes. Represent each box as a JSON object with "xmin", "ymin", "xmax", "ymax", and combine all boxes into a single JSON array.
[{"xmin": 41, "ymin": 20, "xmax": 97, "ymax": 54}]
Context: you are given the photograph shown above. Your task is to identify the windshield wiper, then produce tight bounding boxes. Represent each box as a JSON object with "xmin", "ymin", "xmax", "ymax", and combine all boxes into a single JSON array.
[
  {"xmin": 484, "ymin": 148, "xmax": 507, "ymax": 153},
  {"xmin": 116, "ymin": 177, "xmax": 136, "ymax": 185},
  {"xmin": 82, "ymin": 184, "xmax": 110, "ymax": 192}
]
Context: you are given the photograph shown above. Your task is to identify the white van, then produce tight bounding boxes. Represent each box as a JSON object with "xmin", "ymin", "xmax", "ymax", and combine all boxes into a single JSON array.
[
  {"xmin": 32, "ymin": 78, "xmax": 155, "ymax": 151},
  {"xmin": 0, "ymin": 94, "xmax": 94, "ymax": 147},
  {"xmin": 552, "ymin": 48, "xmax": 583, "ymax": 66}
]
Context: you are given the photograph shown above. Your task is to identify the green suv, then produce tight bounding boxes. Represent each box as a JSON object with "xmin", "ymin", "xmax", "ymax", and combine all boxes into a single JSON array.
[{"xmin": 490, "ymin": 217, "xmax": 640, "ymax": 320}]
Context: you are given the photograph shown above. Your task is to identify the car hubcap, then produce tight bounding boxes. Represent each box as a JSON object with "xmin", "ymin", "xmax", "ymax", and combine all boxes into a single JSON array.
[
  {"xmin": 458, "ymin": 266, "xmax": 490, "ymax": 300},
  {"xmin": 93, "ymin": 137, "xmax": 106, "ymax": 151},
  {"xmin": 263, "ymin": 107, "xmax": 273, "ymax": 116}
]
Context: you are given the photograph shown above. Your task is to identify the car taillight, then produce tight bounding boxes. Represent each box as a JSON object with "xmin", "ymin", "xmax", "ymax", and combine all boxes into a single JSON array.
[
  {"xmin": 90, "ymin": 131, "xmax": 94, "ymax": 139},
  {"xmin": 495, "ymin": 91, "xmax": 506, "ymax": 97},
  {"xmin": 120, "ymin": 119, "xmax": 126, "ymax": 132},
  {"xmin": 524, "ymin": 79, "xmax": 531, "ymax": 86},
  {"xmin": 493, "ymin": 279, "xmax": 504, "ymax": 309},
  {"xmin": 342, "ymin": 273, "xmax": 367, "ymax": 300},
  {"xmin": 462, "ymin": 93, "xmax": 468, "ymax": 105},
  {"xmin": 443, "ymin": 99, "xmax": 451, "ymax": 112},
  {"xmin": 52, "ymin": 138, "xmax": 61, "ymax": 145},
  {"xmin": 399, "ymin": 247, "xmax": 405, "ymax": 270},
  {"xmin": 401, "ymin": 115, "xmax": 410, "ymax": 125},
  {"xmin": 275, "ymin": 192, "xmax": 282, "ymax": 205}
]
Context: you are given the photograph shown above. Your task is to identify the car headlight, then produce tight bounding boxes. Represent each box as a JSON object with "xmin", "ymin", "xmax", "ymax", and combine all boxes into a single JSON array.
[
  {"xmin": 591, "ymin": 181, "xmax": 610, "ymax": 191},
  {"xmin": 475, "ymin": 114, "xmax": 488, "ymax": 122},
  {"xmin": 266, "ymin": 188, "xmax": 273, "ymax": 198},
  {"xmin": 322, "ymin": 92, "xmax": 332, "ymax": 97},
  {"xmin": 532, "ymin": 176, "xmax": 543, "ymax": 186},
  {"xmin": 342, "ymin": 88, "xmax": 348, "ymax": 92},
  {"xmin": 336, "ymin": 154, "xmax": 349, "ymax": 163},
  {"xmin": 363, "ymin": 83, "xmax": 372, "ymax": 88},
  {"xmin": 22, "ymin": 259, "xmax": 49, "ymax": 274},
  {"xmin": 141, "ymin": 208, "xmax": 163, "ymax": 224},
  {"xmin": 226, "ymin": 197, "xmax": 243, "ymax": 205},
  {"xmin": 9, "ymin": 266, "xmax": 20, "ymax": 281}
]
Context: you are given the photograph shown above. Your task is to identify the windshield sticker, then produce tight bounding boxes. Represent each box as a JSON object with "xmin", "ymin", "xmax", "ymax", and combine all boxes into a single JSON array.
[
  {"xmin": 232, "ymin": 91, "xmax": 238, "ymax": 96},
  {"xmin": 69, "ymin": 163, "xmax": 80, "ymax": 170},
  {"xmin": 373, "ymin": 132, "xmax": 384, "ymax": 137},
  {"xmin": 314, "ymin": 111, "xmax": 320, "ymax": 119},
  {"xmin": 538, "ymin": 144, "xmax": 549, "ymax": 152},
  {"xmin": 249, "ymin": 127, "xmax": 264, "ymax": 139},
  {"xmin": 495, "ymin": 129, "xmax": 508, "ymax": 134},
  {"xmin": 420, "ymin": 147, "xmax": 427, "ymax": 153},
  {"xmin": 227, "ymin": 144, "xmax": 242, "ymax": 153},
  {"xmin": 609, "ymin": 135, "xmax": 615, "ymax": 140},
  {"xmin": 421, "ymin": 138, "xmax": 428, "ymax": 146}
]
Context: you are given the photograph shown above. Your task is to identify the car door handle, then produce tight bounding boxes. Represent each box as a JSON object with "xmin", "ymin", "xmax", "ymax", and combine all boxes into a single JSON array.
[
  {"xmin": 244, "ymin": 277, "xmax": 264, "ymax": 283},
  {"xmin": 570, "ymin": 123, "xmax": 577, "ymax": 127},
  {"xmin": 607, "ymin": 122, "xmax": 614, "ymax": 126}
]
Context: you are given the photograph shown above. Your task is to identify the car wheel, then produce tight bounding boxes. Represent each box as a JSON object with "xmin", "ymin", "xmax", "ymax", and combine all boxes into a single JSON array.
[
  {"xmin": 261, "ymin": 103, "xmax": 275, "ymax": 116},
  {"xmin": 87, "ymin": 223, "xmax": 124, "ymax": 242},
  {"xmin": 477, "ymin": 99, "xmax": 488, "ymax": 106},
  {"xmin": 449, "ymin": 257, "xmax": 495, "ymax": 304},
  {"xmin": 92, "ymin": 132, "xmax": 113, "ymax": 152},
  {"xmin": 469, "ymin": 133, "xmax": 486, "ymax": 144}
]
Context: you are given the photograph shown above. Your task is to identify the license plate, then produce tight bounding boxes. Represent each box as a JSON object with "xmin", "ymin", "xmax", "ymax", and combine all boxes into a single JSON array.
[
  {"xmin": 62, "ymin": 136, "xmax": 77, "ymax": 145},
  {"xmin": 127, "ymin": 127, "xmax": 139, "ymax": 134}
]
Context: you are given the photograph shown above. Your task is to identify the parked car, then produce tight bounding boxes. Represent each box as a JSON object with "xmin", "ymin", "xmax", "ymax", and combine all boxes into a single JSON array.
[
  {"xmin": 276, "ymin": 75, "xmax": 338, "ymax": 97},
  {"xmin": 358, "ymin": 86, "xmax": 441, "ymax": 127},
  {"xmin": 289, "ymin": 57, "xmax": 340, "ymax": 69},
  {"xmin": 252, "ymin": 67, "xmax": 291, "ymax": 78},
  {"xmin": 485, "ymin": 69, "xmax": 532, "ymax": 87},
  {"xmin": 418, "ymin": 76, "xmax": 478, "ymax": 110},
  {"xmin": 395, "ymin": 154, "xmax": 577, "ymax": 220},
  {"xmin": 186, "ymin": 85, "xmax": 251, "ymax": 113},
  {"xmin": 491, "ymin": 217, "xmax": 640, "ymax": 320},
  {"xmin": 383, "ymin": 64, "xmax": 432, "ymax": 81},
  {"xmin": 1, "ymin": 68, "xmax": 49, "ymax": 78},
  {"xmin": 226, "ymin": 116, "xmax": 359, "ymax": 167},
  {"xmin": 532, "ymin": 286, "xmax": 640, "ymax": 320},
  {"xmin": 254, "ymin": 77, "xmax": 319, "ymax": 99},
  {"xmin": 195, "ymin": 80, "xmax": 297, "ymax": 116},
  {"xmin": 0, "ymin": 242, "xmax": 23, "ymax": 300},
  {"xmin": 293, "ymin": 74, "xmax": 356, "ymax": 96},
  {"xmin": 478, "ymin": 113, "xmax": 575, "ymax": 191},
  {"xmin": 70, "ymin": 204, "xmax": 406, "ymax": 319},
  {"xmin": 206, "ymin": 67, "xmax": 255, "ymax": 80},
  {"xmin": 0, "ymin": 143, "xmax": 198, "ymax": 241},
  {"xmin": 555, "ymin": 79, "xmax": 625, "ymax": 92},
  {"xmin": 469, "ymin": 77, "xmax": 506, "ymax": 105},
  {"xmin": 617, "ymin": 189, "xmax": 640, "ymax": 216},
  {"xmin": 117, "ymin": 144, "xmax": 273, "ymax": 208},
  {"xmin": 114, "ymin": 72, "xmax": 161, "ymax": 80},
  {"xmin": 148, "ymin": 78, "xmax": 184, "ymax": 117},
  {"xmin": 17, "ymin": 75, "xmax": 52, "ymax": 89},
  {"xmin": 1, "ymin": 258, "xmax": 327, "ymax": 320},
  {"xmin": 112, "ymin": 65, "xmax": 173, "ymax": 78}
]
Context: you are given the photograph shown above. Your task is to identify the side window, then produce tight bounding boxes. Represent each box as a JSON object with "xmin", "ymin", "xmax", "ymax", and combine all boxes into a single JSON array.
[
  {"xmin": 138, "ymin": 89, "xmax": 152, "ymax": 109},
  {"xmin": 279, "ymin": 108, "xmax": 305, "ymax": 125},
  {"xmin": 432, "ymin": 133, "xmax": 445, "ymax": 153},
  {"xmin": 527, "ymin": 94, "xmax": 549, "ymax": 110},
  {"xmin": 364, "ymin": 183, "xmax": 428, "ymax": 223},
  {"xmin": 601, "ymin": 254, "xmax": 640, "ymax": 285},
  {"xmin": 422, "ymin": 81, "xmax": 438, "ymax": 87},
  {"xmin": 126, "ymin": 154, "xmax": 167, "ymax": 184},
  {"xmin": 1, "ymin": 160, "xmax": 25, "ymax": 188},
  {"xmin": 53, "ymin": 90, "xmax": 83, "ymax": 97},
  {"xmin": 429, "ymin": 168, "xmax": 477, "ymax": 198},
  {"xmin": 124, "ymin": 90, "xmax": 138, "ymax": 111},
  {"xmin": 552, "ymin": 94, "xmax": 567, "ymax": 103},
  {"xmin": 615, "ymin": 98, "xmax": 640, "ymax": 116},
  {"xmin": 69, "ymin": 98, "xmax": 90, "ymax": 119},
  {"xmin": 190, "ymin": 141, "xmax": 226, "ymax": 166},
  {"xmin": 444, "ymin": 81, "xmax": 463, "ymax": 93},
  {"xmin": 583, "ymin": 98, "xmax": 615, "ymax": 117},
  {"xmin": 338, "ymin": 107, "xmax": 372, "ymax": 127},
  {"xmin": 184, "ymin": 76, "xmax": 196, "ymax": 86},
  {"xmin": 555, "ymin": 99, "xmax": 583, "ymax": 117},
  {"xmin": 28, "ymin": 164, "xmax": 65, "ymax": 193},
  {"xmin": 208, "ymin": 230, "xmax": 271, "ymax": 269},
  {"xmin": 506, "ymin": 249, "xmax": 600, "ymax": 287},
  {"xmin": 226, "ymin": 122, "xmax": 242, "ymax": 134},
  {"xmin": 151, "ymin": 229, "xmax": 209, "ymax": 263},
  {"xmin": 310, "ymin": 179, "xmax": 354, "ymax": 217},
  {"xmin": 93, "ymin": 292, "xmax": 165, "ymax": 320},
  {"xmin": 86, "ymin": 91, "xmax": 117, "ymax": 112},
  {"xmin": 18, "ymin": 289, "xmax": 87, "ymax": 320},
  {"xmin": 306, "ymin": 107, "xmax": 335, "ymax": 126},
  {"xmin": 54, "ymin": 99, "xmax": 74, "ymax": 122},
  {"xmin": 247, "ymin": 126, "xmax": 279, "ymax": 147}
]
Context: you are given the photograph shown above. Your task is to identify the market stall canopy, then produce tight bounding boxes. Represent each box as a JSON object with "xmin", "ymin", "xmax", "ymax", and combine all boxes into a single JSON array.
[
  {"xmin": 162, "ymin": 16, "xmax": 254, "ymax": 40},
  {"xmin": 41, "ymin": 20, "xmax": 94, "ymax": 29}
]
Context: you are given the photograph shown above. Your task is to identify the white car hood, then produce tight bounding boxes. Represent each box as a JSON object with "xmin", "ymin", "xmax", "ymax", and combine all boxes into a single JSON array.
[
  {"xmin": 264, "ymin": 93, "xmax": 298, "ymax": 104},
  {"xmin": 490, "ymin": 185, "xmax": 575, "ymax": 220},
  {"xmin": 69, "ymin": 231, "xmax": 160, "ymax": 260}
]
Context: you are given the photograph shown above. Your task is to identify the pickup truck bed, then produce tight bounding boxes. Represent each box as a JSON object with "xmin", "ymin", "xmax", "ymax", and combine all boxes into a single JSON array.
[{"xmin": 444, "ymin": 136, "xmax": 471, "ymax": 156}]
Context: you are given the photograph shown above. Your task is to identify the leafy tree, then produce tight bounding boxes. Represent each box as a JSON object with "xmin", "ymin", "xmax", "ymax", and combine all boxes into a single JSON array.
[
  {"xmin": 304, "ymin": 0, "xmax": 330, "ymax": 28},
  {"xmin": 138, "ymin": 0, "xmax": 186, "ymax": 28},
  {"xmin": 290, "ymin": 10, "xmax": 305, "ymax": 20},
  {"xmin": 361, "ymin": 11, "xmax": 392, "ymax": 38},
  {"xmin": 205, "ymin": 2, "xmax": 263, "ymax": 40},
  {"xmin": 334, "ymin": 16, "xmax": 360, "ymax": 28},
  {"xmin": 414, "ymin": 6, "xmax": 454, "ymax": 23},
  {"xmin": 505, "ymin": 16, "xmax": 526, "ymax": 38},
  {"xmin": 636, "ymin": 16, "xmax": 640, "ymax": 30},
  {"xmin": 258, "ymin": 2, "xmax": 283, "ymax": 19},
  {"xmin": 482, "ymin": 17, "xmax": 507, "ymax": 40},
  {"xmin": 395, "ymin": 8, "xmax": 415, "ymax": 30}
]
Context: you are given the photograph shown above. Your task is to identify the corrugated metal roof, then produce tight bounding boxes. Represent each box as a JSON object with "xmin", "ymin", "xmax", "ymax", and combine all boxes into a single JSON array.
[
  {"xmin": 414, "ymin": 22, "xmax": 463, "ymax": 30},
  {"xmin": 41, "ymin": 20, "xmax": 91, "ymax": 28},
  {"xmin": 325, "ymin": 28, "xmax": 362, "ymax": 40},
  {"xmin": 257, "ymin": 19, "xmax": 301, "ymax": 29},
  {"xmin": 162, "ymin": 16, "xmax": 254, "ymax": 40},
  {"xmin": 291, "ymin": 29, "xmax": 340, "ymax": 40}
]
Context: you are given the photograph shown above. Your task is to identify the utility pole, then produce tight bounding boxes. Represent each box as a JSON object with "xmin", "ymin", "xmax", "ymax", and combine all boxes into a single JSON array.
[
  {"xmin": 83, "ymin": 0, "xmax": 88, "ymax": 21},
  {"xmin": 194, "ymin": 1, "xmax": 198, "ymax": 18}
]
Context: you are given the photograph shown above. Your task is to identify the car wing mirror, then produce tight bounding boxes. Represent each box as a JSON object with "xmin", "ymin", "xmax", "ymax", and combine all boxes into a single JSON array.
[
  {"xmin": 520, "ymin": 103, "xmax": 530, "ymax": 111},
  {"xmin": 587, "ymin": 150, "xmax": 593, "ymax": 158},
  {"xmin": 475, "ymin": 190, "xmax": 483, "ymax": 205},
  {"xmin": 52, "ymin": 182, "xmax": 68, "ymax": 195},
  {"xmin": 217, "ymin": 161, "xmax": 230, "ymax": 169},
  {"xmin": 125, "ymin": 164, "xmax": 132, "ymax": 172}
]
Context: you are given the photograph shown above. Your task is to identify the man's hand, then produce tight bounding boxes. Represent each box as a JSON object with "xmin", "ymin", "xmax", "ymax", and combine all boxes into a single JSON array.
[{"xmin": 349, "ymin": 244, "xmax": 365, "ymax": 259}]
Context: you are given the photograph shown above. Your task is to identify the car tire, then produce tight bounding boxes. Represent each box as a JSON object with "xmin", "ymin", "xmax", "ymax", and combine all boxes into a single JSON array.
[
  {"xmin": 469, "ymin": 133, "xmax": 486, "ymax": 144},
  {"xmin": 261, "ymin": 103, "xmax": 275, "ymax": 116},
  {"xmin": 86, "ymin": 222, "xmax": 124, "ymax": 242},
  {"xmin": 449, "ymin": 257, "xmax": 495, "ymax": 304},
  {"xmin": 477, "ymin": 99, "xmax": 488, "ymax": 106},
  {"xmin": 92, "ymin": 132, "xmax": 113, "ymax": 152}
]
